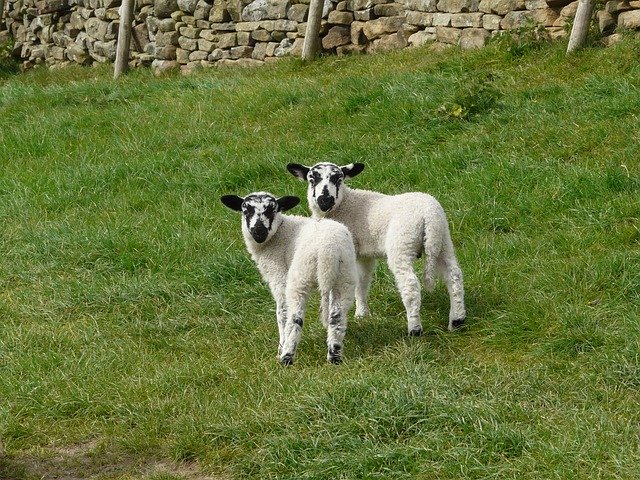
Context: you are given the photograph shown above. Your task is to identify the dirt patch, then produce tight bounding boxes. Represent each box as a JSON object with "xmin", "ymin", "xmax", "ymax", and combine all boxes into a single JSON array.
[{"xmin": 0, "ymin": 440, "xmax": 227, "ymax": 480}]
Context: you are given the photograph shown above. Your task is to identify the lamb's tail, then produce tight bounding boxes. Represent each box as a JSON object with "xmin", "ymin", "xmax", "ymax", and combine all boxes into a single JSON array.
[
  {"xmin": 423, "ymin": 215, "xmax": 447, "ymax": 292},
  {"xmin": 317, "ymin": 230, "xmax": 356, "ymax": 326},
  {"xmin": 317, "ymin": 247, "xmax": 339, "ymax": 328}
]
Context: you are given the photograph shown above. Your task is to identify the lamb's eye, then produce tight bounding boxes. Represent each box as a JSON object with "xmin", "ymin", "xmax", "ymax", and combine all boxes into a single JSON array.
[{"xmin": 309, "ymin": 178, "xmax": 316, "ymax": 186}]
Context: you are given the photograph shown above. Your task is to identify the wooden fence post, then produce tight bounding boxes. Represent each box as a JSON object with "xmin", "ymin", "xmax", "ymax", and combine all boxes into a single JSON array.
[
  {"xmin": 114, "ymin": 0, "xmax": 135, "ymax": 78},
  {"xmin": 566, "ymin": 0, "xmax": 595, "ymax": 53},
  {"xmin": 302, "ymin": 0, "xmax": 323, "ymax": 61}
]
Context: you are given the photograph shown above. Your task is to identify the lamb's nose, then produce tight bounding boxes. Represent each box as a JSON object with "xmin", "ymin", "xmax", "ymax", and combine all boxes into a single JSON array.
[
  {"xmin": 317, "ymin": 195, "xmax": 335, "ymax": 212},
  {"xmin": 251, "ymin": 222, "xmax": 269, "ymax": 243}
]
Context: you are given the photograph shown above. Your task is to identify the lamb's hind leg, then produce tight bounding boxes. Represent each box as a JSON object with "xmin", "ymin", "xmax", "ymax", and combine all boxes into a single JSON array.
[
  {"xmin": 439, "ymin": 238, "xmax": 466, "ymax": 330},
  {"xmin": 326, "ymin": 292, "xmax": 348, "ymax": 364},
  {"xmin": 386, "ymin": 248, "xmax": 422, "ymax": 336},
  {"xmin": 355, "ymin": 257, "xmax": 376, "ymax": 318}
]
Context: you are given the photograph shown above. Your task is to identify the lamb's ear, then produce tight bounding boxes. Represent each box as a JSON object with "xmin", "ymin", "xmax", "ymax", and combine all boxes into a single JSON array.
[
  {"xmin": 277, "ymin": 196, "xmax": 300, "ymax": 212},
  {"xmin": 221, "ymin": 195, "xmax": 244, "ymax": 211},
  {"xmin": 287, "ymin": 163, "xmax": 310, "ymax": 182},
  {"xmin": 341, "ymin": 163, "xmax": 365, "ymax": 179}
]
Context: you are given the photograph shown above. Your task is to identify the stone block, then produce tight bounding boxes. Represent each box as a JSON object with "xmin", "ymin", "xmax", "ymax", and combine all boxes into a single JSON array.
[
  {"xmin": 189, "ymin": 49, "xmax": 209, "ymax": 60},
  {"xmin": 374, "ymin": 2, "xmax": 403, "ymax": 15},
  {"xmin": 273, "ymin": 19, "xmax": 298, "ymax": 30},
  {"xmin": 194, "ymin": 0, "xmax": 213, "ymax": 18},
  {"xmin": 155, "ymin": 0, "xmax": 179, "ymax": 17},
  {"xmin": 482, "ymin": 13, "xmax": 501, "ymax": 28},
  {"xmin": 178, "ymin": 36, "xmax": 199, "ymax": 49},
  {"xmin": 435, "ymin": 25, "xmax": 460, "ymax": 43},
  {"xmin": 432, "ymin": 12, "xmax": 451, "ymax": 25},
  {"xmin": 352, "ymin": 0, "xmax": 388, "ymax": 9},
  {"xmin": 525, "ymin": 0, "xmax": 546, "ymax": 8},
  {"xmin": 252, "ymin": 41, "xmax": 268, "ymax": 58},
  {"xmin": 322, "ymin": 25, "xmax": 350, "ymax": 47},
  {"xmin": 362, "ymin": 15, "xmax": 405, "ymax": 38},
  {"xmin": 179, "ymin": 25, "xmax": 202, "ymax": 37},
  {"xmin": 237, "ymin": 30, "xmax": 256, "ymax": 44},
  {"xmin": 84, "ymin": 17, "xmax": 110, "ymax": 41},
  {"xmin": 479, "ymin": 0, "xmax": 525, "ymax": 15},
  {"xmin": 156, "ymin": 30, "xmax": 180, "ymax": 46},
  {"xmin": 354, "ymin": 9, "xmax": 374, "ymax": 20},
  {"xmin": 176, "ymin": 47, "xmax": 190, "ymax": 62},
  {"xmin": 369, "ymin": 31, "xmax": 407, "ymax": 51},
  {"xmin": 618, "ymin": 9, "xmax": 640, "ymax": 27},
  {"xmin": 458, "ymin": 26, "xmax": 489, "ymax": 48},
  {"xmin": 408, "ymin": 28, "xmax": 436, "ymax": 44},
  {"xmin": 351, "ymin": 20, "xmax": 367, "ymax": 43},
  {"xmin": 606, "ymin": 0, "xmax": 632, "ymax": 13},
  {"xmin": 450, "ymin": 11, "xmax": 483, "ymax": 26},
  {"xmin": 437, "ymin": 0, "xmax": 479, "ymax": 12},
  {"xmin": 405, "ymin": 11, "xmax": 433, "ymax": 25},
  {"xmin": 501, "ymin": 8, "xmax": 557, "ymax": 28},
  {"xmin": 251, "ymin": 29, "xmax": 272, "ymax": 40},
  {"xmin": 211, "ymin": 21, "xmax": 237, "ymax": 30},
  {"xmin": 210, "ymin": 0, "xmax": 231, "ymax": 21},
  {"xmin": 288, "ymin": 3, "xmax": 309, "ymax": 21},
  {"xmin": 217, "ymin": 31, "xmax": 238, "ymax": 46},
  {"xmin": 178, "ymin": 0, "xmax": 198, "ymax": 13},
  {"xmin": 328, "ymin": 10, "xmax": 354, "ymax": 23},
  {"xmin": 230, "ymin": 45, "xmax": 254, "ymax": 57},
  {"xmin": 198, "ymin": 38, "xmax": 216, "ymax": 50},
  {"xmin": 402, "ymin": 0, "xmax": 437, "ymax": 11},
  {"xmin": 156, "ymin": 44, "xmax": 178, "ymax": 58},
  {"xmin": 242, "ymin": 0, "xmax": 290, "ymax": 21}
]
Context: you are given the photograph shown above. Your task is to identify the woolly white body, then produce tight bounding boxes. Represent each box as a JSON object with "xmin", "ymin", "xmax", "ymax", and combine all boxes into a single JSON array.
[
  {"xmin": 313, "ymin": 185, "xmax": 466, "ymax": 333},
  {"xmin": 241, "ymin": 214, "xmax": 357, "ymax": 364}
]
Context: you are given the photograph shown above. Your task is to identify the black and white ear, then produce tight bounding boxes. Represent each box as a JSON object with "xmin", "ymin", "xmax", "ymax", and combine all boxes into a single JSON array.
[
  {"xmin": 341, "ymin": 163, "xmax": 365, "ymax": 179},
  {"xmin": 287, "ymin": 163, "xmax": 311, "ymax": 182},
  {"xmin": 277, "ymin": 196, "xmax": 300, "ymax": 212},
  {"xmin": 220, "ymin": 195, "xmax": 244, "ymax": 211}
]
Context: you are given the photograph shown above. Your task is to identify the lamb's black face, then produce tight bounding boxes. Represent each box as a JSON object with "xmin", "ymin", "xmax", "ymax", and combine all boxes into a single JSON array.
[
  {"xmin": 308, "ymin": 163, "xmax": 344, "ymax": 213},
  {"xmin": 287, "ymin": 162, "xmax": 365, "ymax": 215},
  {"xmin": 241, "ymin": 193, "xmax": 279, "ymax": 243},
  {"xmin": 221, "ymin": 192, "xmax": 300, "ymax": 244}
]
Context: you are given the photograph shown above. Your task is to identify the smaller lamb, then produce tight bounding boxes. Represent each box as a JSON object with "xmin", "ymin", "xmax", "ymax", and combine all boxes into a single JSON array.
[
  {"xmin": 221, "ymin": 191, "xmax": 357, "ymax": 365},
  {"xmin": 287, "ymin": 162, "xmax": 466, "ymax": 335}
]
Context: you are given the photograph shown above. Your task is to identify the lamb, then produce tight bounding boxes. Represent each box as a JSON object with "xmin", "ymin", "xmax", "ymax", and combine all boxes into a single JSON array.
[
  {"xmin": 221, "ymin": 191, "xmax": 357, "ymax": 365},
  {"xmin": 287, "ymin": 162, "xmax": 466, "ymax": 335}
]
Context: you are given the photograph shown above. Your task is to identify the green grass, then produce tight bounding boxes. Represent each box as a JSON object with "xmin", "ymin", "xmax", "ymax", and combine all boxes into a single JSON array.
[{"xmin": 1, "ymin": 36, "xmax": 639, "ymax": 479}]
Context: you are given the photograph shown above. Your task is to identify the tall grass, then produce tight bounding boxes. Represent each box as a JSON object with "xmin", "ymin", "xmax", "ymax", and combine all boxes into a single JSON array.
[{"xmin": 1, "ymin": 36, "xmax": 639, "ymax": 479}]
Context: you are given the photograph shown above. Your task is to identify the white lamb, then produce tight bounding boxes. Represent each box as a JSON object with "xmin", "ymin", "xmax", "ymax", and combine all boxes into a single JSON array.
[
  {"xmin": 221, "ymin": 191, "xmax": 357, "ymax": 365},
  {"xmin": 287, "ymin": 162, "xmax": 466, "ymax": 335}
]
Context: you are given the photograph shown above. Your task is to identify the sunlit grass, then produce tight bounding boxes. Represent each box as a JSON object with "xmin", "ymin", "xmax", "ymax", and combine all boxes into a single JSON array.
[{"xmin": 1, "ymin": 37, "xmax": 639, "ymax": 479}]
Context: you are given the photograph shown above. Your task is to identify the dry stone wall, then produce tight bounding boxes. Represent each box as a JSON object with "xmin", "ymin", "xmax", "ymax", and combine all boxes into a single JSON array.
[{"xmin": 1, "ymin": 0, "xmax": 640, "ymax": 72}]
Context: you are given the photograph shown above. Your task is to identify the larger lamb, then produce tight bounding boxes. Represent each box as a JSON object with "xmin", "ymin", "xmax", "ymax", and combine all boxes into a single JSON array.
[{"xmin": 287, "ymin": 162, "xmax": 466, "ymax": 335}]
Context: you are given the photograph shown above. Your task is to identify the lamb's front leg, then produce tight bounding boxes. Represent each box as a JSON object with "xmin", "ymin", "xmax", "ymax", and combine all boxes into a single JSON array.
[
  {"xmin": 355, "ymin": 257, "xmax": 376, "ymax": 318},
  {"xmin": 326, "ymin": 292, "xmax": 348, "ymax": 364},
  {"xmin": 274, "ymin": 296, "xmax": 288, "ymax": 357}
]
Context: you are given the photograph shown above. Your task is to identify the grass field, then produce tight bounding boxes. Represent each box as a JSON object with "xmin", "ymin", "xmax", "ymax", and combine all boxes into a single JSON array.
[{"xmin": 1, "ymin": 35, "xmax": 639, "ymax": 479}]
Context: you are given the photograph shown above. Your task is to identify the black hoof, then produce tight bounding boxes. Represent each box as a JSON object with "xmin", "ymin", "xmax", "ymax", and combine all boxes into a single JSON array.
[
  {"xmin": 328, "ymin": 355, "xmax": 343, "ymax": 364},
  {"xmin": 279, "ymin": 354, "xmax": 294, "ymax": 366},
  {"xmin": 328, "ymin": 344, "xmax": 343, "ymax": 364},
  {"xmin": 451, "ymin": 318, "xmax": 465, "ymax": 330},
  {"xmin": 409, "ymin": 326, "xmax": 423, "ymax": 337}
]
